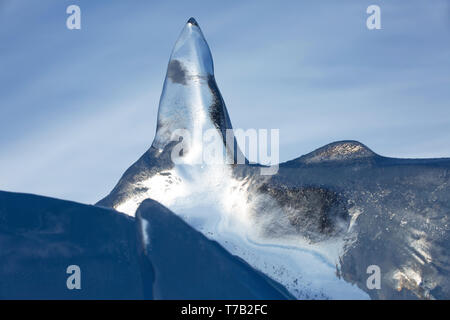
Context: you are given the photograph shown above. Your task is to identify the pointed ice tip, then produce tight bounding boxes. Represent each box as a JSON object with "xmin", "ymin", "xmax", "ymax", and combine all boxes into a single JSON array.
[
  {"xmin": 187, "ymin": 17, "xmax": 199, "ymax": 26},
  {"xmin": 167, "ymin": 16, "xmax": 214, "ymax": 80}
]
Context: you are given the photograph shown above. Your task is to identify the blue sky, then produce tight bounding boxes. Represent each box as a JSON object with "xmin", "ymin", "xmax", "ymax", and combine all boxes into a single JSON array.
[{"xmin": 1, "ymin": 0, "xmax": 449, "ymax": 203}]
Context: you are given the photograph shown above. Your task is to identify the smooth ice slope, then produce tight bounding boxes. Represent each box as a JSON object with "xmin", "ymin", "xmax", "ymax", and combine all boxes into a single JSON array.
[{"xmin": 136, "ymin": 199, "xmax": 294, "ymax": 299}]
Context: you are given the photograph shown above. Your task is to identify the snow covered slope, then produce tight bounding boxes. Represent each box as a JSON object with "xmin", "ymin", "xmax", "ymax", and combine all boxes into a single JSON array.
[
  {"xmin": 0, "ymin": 190, "xmax": 293, "ymax": 299},
  {"xmin": 136, "ymin": 199, "xmax": 294, "ymax": 299}
]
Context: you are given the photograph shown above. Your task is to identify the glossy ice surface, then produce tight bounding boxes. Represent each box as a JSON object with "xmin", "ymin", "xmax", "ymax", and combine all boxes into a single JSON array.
[{"xmin": 98, "ymin": 18, "xmax": 450, "ymax": 299}]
